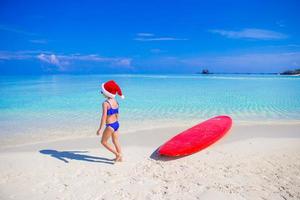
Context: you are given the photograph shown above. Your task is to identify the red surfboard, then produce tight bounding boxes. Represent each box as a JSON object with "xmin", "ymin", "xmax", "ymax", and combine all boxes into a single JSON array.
[{"xmin": 158, "ymin": 116, "xmax": 232, "ymax": 157}]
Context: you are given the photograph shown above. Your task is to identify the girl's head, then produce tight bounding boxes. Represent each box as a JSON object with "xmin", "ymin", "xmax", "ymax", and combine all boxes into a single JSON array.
[
  {"xmin": 101, "ymin": 80, "xmax": 125, "ymax": 99},
  {"xmin": 100, "ymin": 91, "xmax": 109, "ymax": 99}
]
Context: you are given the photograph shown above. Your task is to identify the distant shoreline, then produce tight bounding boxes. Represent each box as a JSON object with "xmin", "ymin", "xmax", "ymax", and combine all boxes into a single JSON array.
[
  {"xmin": 196, "ymin": 72, "xmax": 279, "ymax": 75},
  {"xmin": 195, "ymin": 72, "xmax": 300, "ymax": 76},
  {"xmin": 2, "ymin": 72, "xmax": 300, "ymax": 76}
]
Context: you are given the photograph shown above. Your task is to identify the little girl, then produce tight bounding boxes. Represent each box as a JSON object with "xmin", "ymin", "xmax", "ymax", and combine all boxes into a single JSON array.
[{"xmin": 97, "ymin": 80, "xmax": 125, "ymax": 162}]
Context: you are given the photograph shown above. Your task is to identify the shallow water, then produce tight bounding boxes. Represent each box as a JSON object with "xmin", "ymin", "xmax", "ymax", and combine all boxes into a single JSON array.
[{"xmin": 0, "ymin": 74, "xmax": 300, "ymax": 141}]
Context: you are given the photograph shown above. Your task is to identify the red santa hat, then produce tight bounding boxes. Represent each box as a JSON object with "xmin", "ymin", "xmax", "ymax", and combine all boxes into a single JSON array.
[{"xmin": 101, "ymin": 80, "xmax": 125, "ymax": 99}]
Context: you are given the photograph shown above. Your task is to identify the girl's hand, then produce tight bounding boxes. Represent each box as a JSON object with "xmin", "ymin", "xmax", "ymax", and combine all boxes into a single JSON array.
[{"xmin": 96, "ymin": 128, "xmax": 101, "ymax": 136}]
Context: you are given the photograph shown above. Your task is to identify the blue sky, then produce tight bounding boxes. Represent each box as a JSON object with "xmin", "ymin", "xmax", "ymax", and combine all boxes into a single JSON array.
[{"xmin": 0, "ymin": 0, "xmax": 300, "ymax": 74}]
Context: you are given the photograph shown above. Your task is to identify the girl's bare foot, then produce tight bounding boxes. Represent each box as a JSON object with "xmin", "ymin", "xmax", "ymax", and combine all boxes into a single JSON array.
[{"xmin": 114, "ymin": 153, "xmax": 122, "ymax": 162}]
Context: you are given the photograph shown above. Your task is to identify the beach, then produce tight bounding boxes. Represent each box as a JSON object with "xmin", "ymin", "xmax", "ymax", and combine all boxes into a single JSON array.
[
  {"xmin": 1, "ymin": 122, "xmax": 300, "ymax": 200},
  {"xmin": 1, "ymin": 0, "xmax": 300, "ymax": 198},
  {"xmin": 1, "ymin": 74, "xmax": 300, "ymax": 199}
]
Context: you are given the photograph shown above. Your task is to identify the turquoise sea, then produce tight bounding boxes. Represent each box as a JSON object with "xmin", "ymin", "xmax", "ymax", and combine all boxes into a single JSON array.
[{"xmin": 1, "ymin": 74, "xmax": 300, "ymax": 144}]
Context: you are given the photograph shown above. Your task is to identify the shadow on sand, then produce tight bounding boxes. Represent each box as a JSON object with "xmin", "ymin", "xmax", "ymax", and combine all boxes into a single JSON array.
[
  {"xmin": 149, "ymin": 147, "xmax": 188, "ymax": 161},
  {"xmin": 39, "ymin": 149, "xmax": 114, "ymax": 165}
]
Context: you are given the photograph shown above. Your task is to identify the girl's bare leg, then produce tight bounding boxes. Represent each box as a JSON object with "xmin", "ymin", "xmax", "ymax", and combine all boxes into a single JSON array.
[
  {"xmin": 101, "ymin": 127, "xmax": 118, "ymax": 156},
  {"xmin": 111, "ymin": 131, "xmax": 122, "ymax": 161}
]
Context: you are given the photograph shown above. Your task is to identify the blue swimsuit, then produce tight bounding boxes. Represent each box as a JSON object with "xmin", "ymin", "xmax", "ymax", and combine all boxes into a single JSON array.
[{"xmin": 105, "ymin": 100, "xmax": 120, "ymax": 132}]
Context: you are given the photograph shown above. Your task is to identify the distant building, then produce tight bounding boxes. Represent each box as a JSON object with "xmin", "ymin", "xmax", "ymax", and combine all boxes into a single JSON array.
[{"xmin": 196, "ymin": 69, "xmax": 212, "ymax": 74}]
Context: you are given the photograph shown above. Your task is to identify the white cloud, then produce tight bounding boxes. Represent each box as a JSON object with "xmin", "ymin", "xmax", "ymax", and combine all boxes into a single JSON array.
[
  {"xmin": 36, "ymin": 53, "xmax": 133, "ymax": 70},
  {"xmin": 0, "ymin": 50, "xmax": 133, "ymax": 72},
  {"xmin": 114, "ymin": 58, "xmax": 132, "ymax": 67},
  {"xmin": 37, "ymin": 54, "xmax": 60, "ymax": 65},
  {"xmin": 60, "ymin": 54, "xmax": 131, "ymax": 67},
  {"xmin": 67, "ymin": 54, "xmax": 110, "ymax": 62},
  {"xmin": 0, "ymin": 51, "xmax": 35, "ymax": 60},
  {"xmin": 135, "ymin": 33, "xmax": 188, "ymax": 41},
  {"xmin": 209, "ymin": 28, "xmax": 288, "ymax": 40},
  {"xmin": 135, "ymin": 37, "xmax": 188, "ymax": 41},
  {"xmin": 0, "ymin": 50, "xmax": 54, "ymax": 60},
  {"xmin": 137, "ymin": 33, "xmax": 154, "ymax": 37},
  {"xmin": 29, "ymin": 39, "xmax": 47, "ymax": 44}
]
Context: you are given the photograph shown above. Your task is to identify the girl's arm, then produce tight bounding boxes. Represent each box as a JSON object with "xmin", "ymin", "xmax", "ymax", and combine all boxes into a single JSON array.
[
  {"xmin": 97, "ymin": 102, "xmax": 107, "ymax": 135},
  {"xmin": 116, "ymin": 101, "xmax": 119, "ymax": 120}
]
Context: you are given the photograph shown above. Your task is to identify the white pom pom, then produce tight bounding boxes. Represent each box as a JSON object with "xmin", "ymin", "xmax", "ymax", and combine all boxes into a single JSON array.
[{"xmin": 120, "ymin": 95, "xmax": 125, "ymax": 99}]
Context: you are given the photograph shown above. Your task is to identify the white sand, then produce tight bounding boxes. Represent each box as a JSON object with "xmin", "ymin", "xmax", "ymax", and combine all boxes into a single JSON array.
[{"xmin": 1, "ymin": 123, "xmax": 300, "ymax": 200}]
